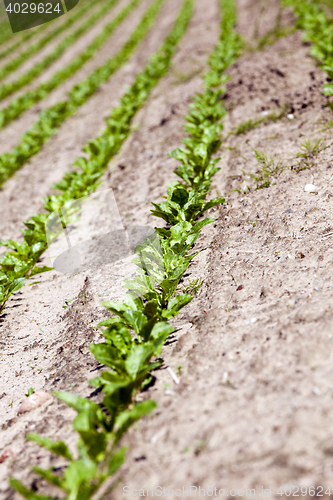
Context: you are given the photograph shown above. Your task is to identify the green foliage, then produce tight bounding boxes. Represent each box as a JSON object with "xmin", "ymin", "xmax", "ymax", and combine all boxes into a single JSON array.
[
  {"xmin": 0, "ymin": 0, "xmax": 192, "ymax": 313},
  {"xmin": 291, "ymin": 137, "xmax": 328, "ymax": 171},
  {"xmin": 245, "ymin": 144, "xmax": 284, "ymax": 189},
  {"xmin": 0, "ymin": 0, "xmax": 139, "ymax": 129},
  {"xmin": 282, "ymin": 0, "xmax": 333, "ymax": 96},
  {"xmin": 0, "ymin": 9, "xmax": 57, "ymax": 62},
  {"xmin": 0, "ymin": 0, "xmax": 165, "ymax": 188},
  {"xmin": 296, "ymin": 138, "xmax": 326, "ymax": 159},
  {"xmin": 179, "ymin": 276, "xmax": 204, "ymax": 295},
  {"xmin": 232, "ymin": 106, "xmax": 288, "ymax": 135},
  {"xmin": 25, "ymin": 388, "xmax": 34, "ymax": 397},
  {"xmin": 0, "ymin": 0, "xmax": 103, "ymax": 84},
  {"xmin": 10, "ymin": 1, "xmax": 241, "ymax": 498},
  {"xmin": 204, "ymin": 0, "xmax": 243, "ymax": 89}
]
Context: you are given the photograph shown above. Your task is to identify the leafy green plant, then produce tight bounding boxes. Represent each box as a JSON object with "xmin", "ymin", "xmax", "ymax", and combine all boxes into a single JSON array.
[
  {"xmin": 0, "ymin": 0, "xmax": 165, "ymax": 188},
  {"xmin": 297, "ymin": 138, "xmax": 326, "ymax": 160},
  {"xmin": 0, "ymin": 0, "xmax": 165, "ymax": 190},
  {"xmin": 0, "ymin": 0, "xmax": 139, "ymax": 128},
  {"xmin": 0, "ymin": 0, "xmax": 105, "ymax": 84},
  {"xmin": 0, "ymin": 0, "xmax": 96, "ymax": 62},
  {"xmin": 0, "ymin": 0, "xmax": 192, "ymax": 330},
  {"xmin": 9, "ymin": 1, "xmax": 242, "ymax": 498},
  {"xmin": 25, "ymin": 388, "xmax": 34, "ymax": 397},
  {"xmin": 244, "ymin": 144, "xmax": 284, "ymax": 189},
  {"xmin": 282, "ymin": 0, "xmax": 333, "ymax": 96}
]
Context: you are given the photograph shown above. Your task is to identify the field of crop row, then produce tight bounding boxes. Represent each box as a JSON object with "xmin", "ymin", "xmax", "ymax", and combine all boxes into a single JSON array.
[{"xmin": 1, "ymin": 0, "xmax": 333, "ymax": 498}]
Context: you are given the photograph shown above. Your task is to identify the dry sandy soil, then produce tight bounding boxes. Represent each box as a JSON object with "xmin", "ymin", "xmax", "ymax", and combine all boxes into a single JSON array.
[{"xmin": 1, "ymin": 0, "xmax": 333, "ymax": 498}]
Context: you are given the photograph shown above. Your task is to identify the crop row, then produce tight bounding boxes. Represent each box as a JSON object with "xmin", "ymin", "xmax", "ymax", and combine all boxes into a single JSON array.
[
  {"xmin": 0, "ymin": 0, "xmax": 139, "ymax": 129},
  {"xmin": 0, "ymin": 0, "xmax": 93, "ymax": 61},
  {"xmin": 282, "ymin": 0, "xmax": 333, "ymax": 97},
  {"xmin": 0, "ymin": 0, "xmax": 104, "ymax": 83},
  {"xmin": 0, "ymin": 13, "xmax": 16, "ymax": 46},
  {"xmin": 0, "ymin": 10, "xmax": 56, "ymax": 59},
  {"xmin": 0, "ymin": 0, "xmax": 122, "ymax": 104},
  {"xmin": 9, "ymin": 1, "xmax": 242, "ymax": 498},
  {"xmin": 0, "ymin": 0, "xmax": 177, "ymax": 316},
  {"xmin": 0, "ymin": 0, "xmax": 165, "ymax": 189}
]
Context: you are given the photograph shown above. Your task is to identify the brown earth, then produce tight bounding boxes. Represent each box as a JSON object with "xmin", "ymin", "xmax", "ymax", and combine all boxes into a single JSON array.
[{"xmin": 2, "ymin": 0, "xmax": 333, "ymax": 499}]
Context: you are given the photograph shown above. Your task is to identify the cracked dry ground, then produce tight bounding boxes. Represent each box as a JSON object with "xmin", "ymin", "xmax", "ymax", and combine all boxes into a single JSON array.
[{"xmin": 2, "ymin": 0, "xmax": 333, "ymax": 498}]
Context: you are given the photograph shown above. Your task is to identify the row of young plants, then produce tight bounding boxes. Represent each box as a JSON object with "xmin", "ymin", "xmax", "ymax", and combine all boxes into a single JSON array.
[
  {"xmin": 0, "ymin": 14, "xmax": 16, "ymax": 46},
  {"xmin": 0, "ymin": 0, "xmax": 94, "ymax": 62},
  {"xmin": 281, "ymin": 0, "xmax": 333, "ymax": 97},
  {"xmin": 0, "ymin": 0, "xmax": 104, "ymax": 83},
  {"xmin": 9, "ymin": 1, "xmax": 242, "ymax": 498},
  {"xmin": 0, "ymin": 0, "xmax": 166, "ymax": 189},
  {"xmin": 4, "ymin": 0, "xmax": 194, "ymax": 496},
  {"xmin": 0, "ymin": 0, "xmax": 123, "ymax": 104},
  {"xmin": 0, "ymin": 0, "xmax": 185, "ymax": 314},
  {"xmin": 0, "ymin": 13, "xmax": 52, "ymax": 59}
]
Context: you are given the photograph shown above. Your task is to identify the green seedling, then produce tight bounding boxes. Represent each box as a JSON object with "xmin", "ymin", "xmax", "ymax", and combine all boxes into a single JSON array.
[
  {"xmin": 244, "ymin": 144, "xmax": 284, "ymax": 190},
  {"xmin": 292, "ymin": 138, "xmax": 329, "ymax": 172},
  {"xmin": 25, "ymin": 388, "xmax": 34, "ymax": 397},
  {"xmin": 62, "ymin": 299, "xmax": 74, "ymax": 309},
  {"xmin": 0, "ymin": 0, "xmax": 111, "ymax": 88},
  {"xmin": 179, "ymin": 277, "xmax": 204, "ymax": 295},
  {"xmin": 297, "ymin": 139, "xmax": 326, "ymax": 160},
  {"xmin": 233, "ymin": 106, "xmax": 288, "ymax": 135},
  {"xmin": 0, "ymin": 0, "xmax": 123, "ymax": 106},
  {"xmin": 282, "ymin": 0, "xmax": 333, "ymax": 99}
]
